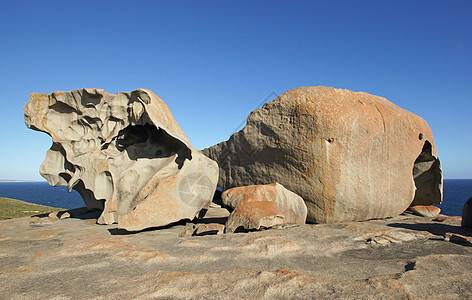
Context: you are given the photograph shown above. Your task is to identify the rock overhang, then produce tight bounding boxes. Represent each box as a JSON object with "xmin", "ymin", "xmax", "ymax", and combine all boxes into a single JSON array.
[{"xmin": 24, "ymin": 88, "xmax": 218, "ymax": 231}]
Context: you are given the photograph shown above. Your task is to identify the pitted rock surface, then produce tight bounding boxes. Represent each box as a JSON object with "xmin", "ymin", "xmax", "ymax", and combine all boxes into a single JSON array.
[
  {"xmin": 24, "ymin": 89, "xmax": 218, "ymax": 231},
  {"xmin": 222, "ymin": 183, "xmax": 307, "ymax": 232},
  {"xmin": 204, "ymin": 86, "xmax": 443, "ymax": 223}
]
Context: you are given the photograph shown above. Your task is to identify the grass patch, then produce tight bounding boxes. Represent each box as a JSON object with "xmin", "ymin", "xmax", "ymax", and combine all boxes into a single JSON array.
[{"xmin": 0, "ymin": 197, "xmax": 65, "ymax": 221}]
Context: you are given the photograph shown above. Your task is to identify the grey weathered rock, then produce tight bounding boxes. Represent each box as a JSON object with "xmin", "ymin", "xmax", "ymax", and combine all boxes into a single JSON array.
[
  {"xmin": 194, "ymin": 223, "xmax": 225, "ymax": 236},
  {"xmin": 24, "ymin": 89, "xmax": 218, "ymax": 231},
  {"xmin": 204, "ymin": 86, "xmax": 443, "ymax": 223},
  {"xmin": 462, "ymin": 197, "xmax": 472, "ymax": 228},
  {"xmin": 222, "ymin": 183, "xmax": 307, "ymax": 232},
  {"xmin": 179, "ymin": 223, "xmax": 225, "ymax": 237}
]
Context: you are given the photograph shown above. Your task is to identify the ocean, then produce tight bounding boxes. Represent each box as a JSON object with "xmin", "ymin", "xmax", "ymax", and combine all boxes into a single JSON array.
[{"xmin": 0, "ymin": 179, "xmax": 471, "ymax": 216}]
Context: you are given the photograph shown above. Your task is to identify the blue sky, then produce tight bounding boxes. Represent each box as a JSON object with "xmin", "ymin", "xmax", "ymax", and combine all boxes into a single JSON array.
[{"xmin": 0, "ymin": 0, "xmax": 470, "ymax": 180}]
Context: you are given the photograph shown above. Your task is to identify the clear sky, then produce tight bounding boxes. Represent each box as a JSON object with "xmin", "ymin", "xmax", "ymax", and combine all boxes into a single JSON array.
[{"xmin": 0, "ymin": 0, "xmax": 470, "ymax": 180}]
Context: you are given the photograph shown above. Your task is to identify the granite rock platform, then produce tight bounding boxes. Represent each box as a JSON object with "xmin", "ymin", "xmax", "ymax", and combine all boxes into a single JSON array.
[{"xmin": 1, "ymin": 207, "xmax": 471, "ymax": 299}]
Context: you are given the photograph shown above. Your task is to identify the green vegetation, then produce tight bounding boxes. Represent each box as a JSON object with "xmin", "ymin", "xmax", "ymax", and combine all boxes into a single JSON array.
[{"xmin": 0, "ymin": 197, "xmax": 65, "ymax": 220}]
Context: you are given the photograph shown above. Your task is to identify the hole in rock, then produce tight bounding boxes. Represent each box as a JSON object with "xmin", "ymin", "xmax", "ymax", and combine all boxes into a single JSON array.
[
  {"xmin": 73, "ymin": 179, "xmax": 105, "ymax": 210},
  {"xmin": 115, "ymin": 123, "xmax": 191, "ymax": 169}
]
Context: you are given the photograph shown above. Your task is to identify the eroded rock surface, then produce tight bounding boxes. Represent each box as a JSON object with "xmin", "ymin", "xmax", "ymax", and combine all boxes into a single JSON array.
[
  {"xmin": 222, "ymin": 183, "xmax": 307, "ymax": 232},
  {"xmin": 203, "ymin": 86, "xmax": 443, "ymax": 223},
  {"xmin": 1, "ymin": 210, "xmax": 471, "ymax": 299},
  {"xmin": 24, "ymin": 89, "xmax": 218, "ymax": 231}
]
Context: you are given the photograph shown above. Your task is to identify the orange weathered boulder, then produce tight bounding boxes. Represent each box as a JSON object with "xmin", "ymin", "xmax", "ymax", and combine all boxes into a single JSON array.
[
  {"xmin": 222, "ymin": 183, "xmax": 307, "ymax": 232},
  {"xmin": 204, "ymin": 87, "xmax": 443, "ymax": 223}
]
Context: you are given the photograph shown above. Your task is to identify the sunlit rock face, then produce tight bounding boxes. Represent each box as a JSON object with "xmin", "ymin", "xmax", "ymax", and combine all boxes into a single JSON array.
[
  {"xmin": 203, "ymin": 86, "xmax": 443, "ymax": 223},
  {"xmin": 25, "ymin": 88, "xmax": 218, "ymax": 231},
  {"xmin": 222, "ymin": 183, "xmax": 307, "ymax": 233}
]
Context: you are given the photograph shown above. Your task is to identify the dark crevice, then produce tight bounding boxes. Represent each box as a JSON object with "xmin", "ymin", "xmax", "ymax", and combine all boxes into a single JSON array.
[
  {"xmin": 115, "ymin": 123, "xmax": 192, "ymax": 169},
  {"xmin": 108, "ymin": 218, "xmax": 190, "ymax": 235},
  {"xmin": 80, "ymin": 90, "xmax": 103, "ymax": 106},
  {"xmin": 49, "ymin": 101, "xmax": 80, "ymax": 114},
  {"xmin": 404, "ymin": 261, "xmax": 416, "ymax": 272},
  {"xmin": 73, "ymin": 180, "xmax": 105, "ymax": 210},
  {"xmin": 59, "ymin": 172, "xmax": 72, "ymax": 183}
]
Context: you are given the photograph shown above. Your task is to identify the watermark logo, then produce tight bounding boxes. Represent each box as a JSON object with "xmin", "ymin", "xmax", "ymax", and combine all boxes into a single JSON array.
[
  {"xmin": 216, "ymin": 91, "xmax": 279, "ymax": 166},
  {"xmin": 228, "ymin": 91, "xmax": 279, "ymax": 137}
]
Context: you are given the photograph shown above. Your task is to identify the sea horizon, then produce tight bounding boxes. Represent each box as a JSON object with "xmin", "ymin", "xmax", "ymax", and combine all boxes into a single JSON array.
[{"xmin": 1, "ymin": 179, "xmax": 471, "ymax": 217}]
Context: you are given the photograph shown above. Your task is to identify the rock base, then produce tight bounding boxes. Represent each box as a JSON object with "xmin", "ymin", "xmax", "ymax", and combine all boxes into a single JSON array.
[{"xmin": 1, "ymin": 209, "xmax": 471, "ymax": 299}]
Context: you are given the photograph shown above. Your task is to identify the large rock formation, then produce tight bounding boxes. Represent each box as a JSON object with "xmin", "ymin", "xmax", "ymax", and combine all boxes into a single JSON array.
[
  {"xmin": 462, "ymin": 197, "xmax": 472, "ymax": 228},
  {"xmin": 203, "ymin": 86, "xmax": 443, "ymax": 223},
  {"xmin": 222, "ymin": 183, "xmax": 308, "ymax": 232},
  {"xmin": 24, "ymin": 88, "xmax": 218, "ymax": 231}
]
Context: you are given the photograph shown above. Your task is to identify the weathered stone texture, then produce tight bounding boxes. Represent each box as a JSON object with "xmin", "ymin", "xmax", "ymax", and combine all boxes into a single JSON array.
[
  {"xmin": 407, "ymin": 205, "xmax": 441, "ymax": 218},
  {"xmin": 222, "ymin": 183, "xmax": 307, "ymax": 232},
  {"xmin": 1, "ymin": 210, "xmax": 472, "ymax": 299},
  {"xmin": 24, "ymin": 88, "xmax": 218, "ymax": 231},
  {"xmin": 204, "ymin": 86, "xmax": 443, "ymax": 223}
]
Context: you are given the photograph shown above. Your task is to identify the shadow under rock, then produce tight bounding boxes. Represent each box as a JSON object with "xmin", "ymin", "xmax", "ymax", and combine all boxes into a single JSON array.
[
  {"xmin": 67, "ymin": 207, "xmax": 103, "ymax": 220},
  {"xmin": 193, "ymin": 216, "xmax": 228, "ymax": 225},
  {"xmin": 388, "ymin": 222, "xmax": 472, "ymax": 237},
  {"xmin": 107, "ymin": 219, "xmax": 189, "ymax": 235},
  {"xmin": 31, "ymin": 207, "xmax": 102, "ymax": 220}
]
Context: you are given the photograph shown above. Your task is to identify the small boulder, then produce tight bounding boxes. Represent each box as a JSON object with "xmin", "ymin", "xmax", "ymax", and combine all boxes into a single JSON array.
[
  {"xmin": 59, "ymin": 211, "xmax": 71, "ymax": 219},
  {"xmin": 48, "ymin": 211, "xmax": 60, "ymax": 219},
  {"xmin": 222, "ymin": 183, "xmax": 307, "ymax": 233},
  {"xmin": 178, "ymin": 223, "xmax": 225, "ymax": 237},
  {"xmin": 193, "ymin": 223, "xmax": 225, "ymax": 236},
  {"xmin": 461, "ymin": 197, "xmax": 472, "ymax": 228},
  {"xmin": 406, "ymin": 205, "xmax": 441, "ymax": 217}
]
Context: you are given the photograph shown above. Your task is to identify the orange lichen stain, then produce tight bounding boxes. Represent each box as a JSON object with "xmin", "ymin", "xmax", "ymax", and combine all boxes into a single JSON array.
[
  {"xmin": 28, "ymin": 93, "xmax": 50, "ymax": 111},
  {"xmin": 233, "ymin": 201, "xmax": 282, "ymax": 222},
  {"xmin": 272, "ymin": 269, "xmax": 302, "ymax": 283}
]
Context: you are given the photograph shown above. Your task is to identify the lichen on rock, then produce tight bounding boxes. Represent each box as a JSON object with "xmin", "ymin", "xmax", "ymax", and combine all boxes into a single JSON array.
[
  {"xmin": 204, "ymin": 86, "xmax": 443, "ymax": 223},
  {"xmin": 222, "ymin": 183, "xmax": 307, "ymax": 232}
]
